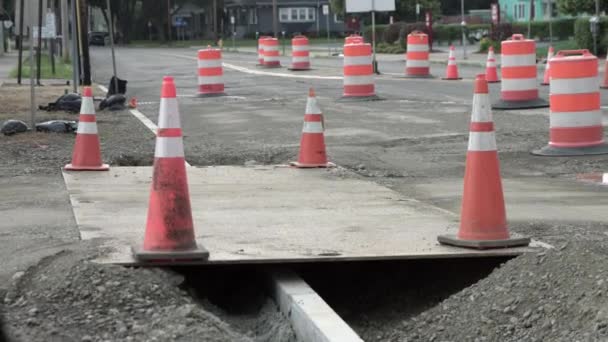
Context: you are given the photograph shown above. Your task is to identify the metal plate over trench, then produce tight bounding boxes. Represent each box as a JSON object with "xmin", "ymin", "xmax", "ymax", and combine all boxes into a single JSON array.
[{"xmin": 62, "ymin": 166, "xmax": 531, "ymax": 265}]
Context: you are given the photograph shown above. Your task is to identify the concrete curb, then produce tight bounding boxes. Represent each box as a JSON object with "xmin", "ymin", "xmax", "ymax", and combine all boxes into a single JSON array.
[{"xmin": 270, "ymin": 270, "xmax": 364, "ymax": 342}]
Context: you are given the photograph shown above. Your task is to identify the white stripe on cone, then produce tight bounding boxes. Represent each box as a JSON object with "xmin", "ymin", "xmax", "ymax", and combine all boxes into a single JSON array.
[
  {"xmin": 344, "ymin": 55, "xmax": 372, "ymax": 65},
  {"xmin": 306, "ymin": 97, "xmax": 322, "ymax": 115},
  {"xmin": 81, "ymin": 98, "xmax": 95, "ymax": 114},
  {"xmin": 343, "ymin": 75, "xmax": 374, "ymax": 85},
  {"xmin": 198, "ymin": 76, "xmax": 224, "ymax": 85},
  {"xmin": 551, "ymin": 77, "xmax": 599, "ymax": 94},
  {"xmin": 158, "ymin": 98, "xmax": 181, "ymax": 129},
  {"xmin": 155, "ymin": 137, "xmax": 185, "ymax": 158},
  {"xmin": 198, "ymin": 59, "xmax": 222, "ymax": 68},
  {"xmin": 501, "ymin": 54, "xmax": 536, "ymax": 67},
  {"xmin": 501, "ymin": 78, "xmax": 538, "ymax": 91},
  {"xmin": 468, "ymin": 132, "xmax": 497, "ymax": 151},
  {"xmin": 550, "ymin": 110, "xmax": 602, "ymax": 128},
  {"xmin": 302, "ymin": 121, "xmax": 324, "ymax": 133},
  {"xmin": 76, "ymin": 122, "xmax": 98, "ymax": 134},
  {"xmin": 471, "ymin": 94, "xmax": 492, "ymax": 122}
]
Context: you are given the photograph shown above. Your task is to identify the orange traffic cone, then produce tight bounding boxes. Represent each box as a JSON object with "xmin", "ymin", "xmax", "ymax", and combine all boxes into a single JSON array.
[
  {"xmin": 541, "ymin": 46, "xmax": 554, "ymax": 86},
  {"xmin": 601, "ymin": 50, "xmax": 608, "ymax": 89},
  {"xmin": 485, "ymin": 46, "xmax": 500, "ymax": 83},
  {"xmin": 290, "ymin": 88, "xmax": 335, "ymax": 168},
  {"xmin": 128, "ymin": 97, "xmax": 138, "ymax": 109},
  {"xmin": 132, "ymin": 76, "xmax": 209, "ymax": 262},
  {"xmin": 442, "ymin": 45, "xmax": 461, "ymax": 80},
  {"xmin": 64, "ymin": 87, "xmax": 109, "ymax": 171},
  {"xmin": 438, "ymin": 75, "xmax": 530, "ymax": 249}
]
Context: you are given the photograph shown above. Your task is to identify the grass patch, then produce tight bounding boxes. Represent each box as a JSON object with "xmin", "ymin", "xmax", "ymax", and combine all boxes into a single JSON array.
[
  {"xmin": 536, "ymin": 40, "xmax": 578, "ymax": 58},
  {"xmin": 129, "ymin": 37, "xmax": 341, "ymax": 49},
  {"xmin": 9, "ymin": 53, "xmax": 72, "ymax": 79}
]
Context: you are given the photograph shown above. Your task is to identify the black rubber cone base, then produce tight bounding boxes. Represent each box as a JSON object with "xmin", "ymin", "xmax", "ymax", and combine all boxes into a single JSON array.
[
  {"xmin": 290, "ymin": 161, "xmax": 336, "ymax": 168},
  {"xmin": 441, "ymin": 77, "xmax": 463, "ymax": 80},
  {"xmin": 198, "ymin": 92, "xmax": 226, "ymax": 98},
  {"xmin": 132, "ymin": 245, "xmax": 210, "ymax": 264},
  {"xmin": 532, "ymin": 143, "xmax": 608, "ymax": 156},
  {"xmin": 404, "ymin": 74, "xmax": 435, "ymax": 79},
  {"xmin": 492, "ymin": 98, "xmax": 549, "ymax": 110},
  {"xmin": 288, "ymin": 68, "xmax": 312, "ymax": 71},
  {"xmin": 338, "ymin": 95, "xmax": 383, "ymax": 102},
  {"xmin": 438, "ymin": 234, "xmax": 531, "ymax": 250}
]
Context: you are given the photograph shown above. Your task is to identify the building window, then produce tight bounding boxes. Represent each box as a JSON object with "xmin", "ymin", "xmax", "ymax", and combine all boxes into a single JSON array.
[
  {"xmin": 514, "ymin": 3, "xmax": 526, "ymax": 20},
  {"xmin": 334, "ymin": 13, "xmax": 343, "ymax": 23},
  {"xmin": 279, "ymin": 7, "xmax": 316, "ymax": 23},
  {"xmin": 248, "ymin": 8, "xmax": 257, "ymax": 24}
]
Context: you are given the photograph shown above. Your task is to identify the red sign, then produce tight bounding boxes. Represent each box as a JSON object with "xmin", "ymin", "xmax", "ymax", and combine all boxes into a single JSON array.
[
  {"xmin": 425, "ymin": 12, "xmax": 431, "ymax": 27},
  {"xmin": 491, "ymin": 3, "xmax": 500, "ymax": 25}
]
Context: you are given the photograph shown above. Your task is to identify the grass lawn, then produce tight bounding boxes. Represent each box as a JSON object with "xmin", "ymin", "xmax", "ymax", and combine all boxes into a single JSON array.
[
  {"xmin": 9, "ymin": 53, "xmax": 73, "ymax": 79},
  {"xmin": 536, "ymin": 40, "xmax": 578, "ymax": 58},
  {"xmin": 129, "ymin": 37, "xmax": 342, "ymax": 48}
]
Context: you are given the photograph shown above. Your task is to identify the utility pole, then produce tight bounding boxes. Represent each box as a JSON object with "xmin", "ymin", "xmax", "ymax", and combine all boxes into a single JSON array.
[
  {"xmin": 167, "ymin": 0, "xmax": 172, "ymax": 42},
  {"xmin": 212, "ymin": 0, "xmax": 216, "ymax": 40},
  {"xmin": 78, "ymin": 0, "xmax": 91, "ymax": 85},
  {"xmin": 70, "ymin": 0, "xmax": 78, "ymax": 92},
  {"xmin": 36, "ymin": 0, "xmax": 43, "ymax": 86},
  {"xmin": 527, "ymin": 0, "xmax": 532, "ymax": 38},
  {"xmin": 461, "ymin": 0, "xmax": 466, "ymax": 60},
  {"xmin": 17, "ymin": 0, "xmax": 24, "ymax": 84},
  {"xmin": 272, "ymin": 0, "xmax": 278, "ymax": 37},
  {"xmin": 0, "ymin": 0, "xmax": 4, "ymax": 56},
  {"xmin": 61, "ymin": 0, "xmax": 69, "ymax": 62},
  {"xmin": 548, "ymin": 0, "xmax": 552, "ymax": 42}
]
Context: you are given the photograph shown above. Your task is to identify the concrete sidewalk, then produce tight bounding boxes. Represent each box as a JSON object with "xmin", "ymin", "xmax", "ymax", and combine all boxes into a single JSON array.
[{"xmin": 0, "ymin": 52, "xmax": 17, "ymax": 84}]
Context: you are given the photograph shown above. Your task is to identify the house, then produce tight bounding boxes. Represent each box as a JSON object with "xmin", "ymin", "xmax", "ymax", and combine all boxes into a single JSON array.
[
  {"xmin": 223, "ymin": 0, "xmax": 345, "ymax": 38},
  {"xmin": 499, "ymin": 0, "xmax": 558, "ymax": 22}
]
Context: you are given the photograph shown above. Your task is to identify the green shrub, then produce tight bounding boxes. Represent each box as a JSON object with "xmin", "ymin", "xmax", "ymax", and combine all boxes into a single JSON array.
[
  {"xmin": 434, "ymin": 24, "xmax": 461, "ymax": 45},
  {"xmin": 383, "ymin": 24, "xmax": 401, "ymax": 44},
  {"xmin": 478, "ymin": 37, "xmax": 501, "ymax": 53},
  {"xmin": 376, "ymin": 42, "xmax": 405, "ymax": 54},
  {"xmin": 363, "ymin": 25, "xmax": 388, "ymax": 43},
  {"xmin": 574, "ymin": 16, "xmax": 608, "ymax": 53}
]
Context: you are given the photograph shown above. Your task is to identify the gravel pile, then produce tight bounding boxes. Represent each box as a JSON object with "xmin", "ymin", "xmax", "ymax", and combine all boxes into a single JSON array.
[
  {"xmin": 387, "ymin": 237, "xmax": 608, "ymax": 342},
  {"xmin": 4, "ymin": 250, "xmax": 250, "ymax": 342}
]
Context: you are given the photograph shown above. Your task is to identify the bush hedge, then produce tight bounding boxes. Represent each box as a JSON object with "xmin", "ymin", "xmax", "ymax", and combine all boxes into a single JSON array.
[{"xmin": 574, "ymin": 17, "xmax": 608, "ymax": 54}]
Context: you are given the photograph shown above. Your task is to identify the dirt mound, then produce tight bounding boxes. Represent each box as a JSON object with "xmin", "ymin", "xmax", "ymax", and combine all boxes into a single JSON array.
[
  {"xmin": 4, "ymin": 250, "xmax": 250, "ymax": 342},
  {"xmin": 387, "ymin": 241, "xmax": 608, "ymax": 342}
]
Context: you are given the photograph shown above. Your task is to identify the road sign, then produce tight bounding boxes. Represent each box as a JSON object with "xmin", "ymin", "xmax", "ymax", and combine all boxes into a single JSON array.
[
  {"xmin": 4, "ymin": 21, "xmax": 13, "ymax": 29},
  {"xmin": 45, "ymin": 11, "xmax": 56, "ymax": 38},
  {"xmin": 322, "ymin": 4, "xmax": 329, "ymax": 15},
  {"xmin": 416, "ymin": 3, "xmax": 420, "ymax": 15},
  {"xmin": 346, "ymin": 0, "xmax": 395, "ymax": 13}
]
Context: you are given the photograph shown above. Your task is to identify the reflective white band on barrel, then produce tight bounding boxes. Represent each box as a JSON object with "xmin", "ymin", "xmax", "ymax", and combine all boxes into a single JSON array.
[
  {"xmin": 501, "ymin": 54, "xmax": 536, "ymax": 67},
  {"xmin": 550, "ymin": 110, "xmax": 602, "ymax": 128},
  {"xmin": 551, "ymin": 77, "xmax": 599, "ymax": 94},
  {"xmin": 158, "ymin": 98, "xmax": 181, "ymax": 129},
  {"xmin": 77, "ymin": 122, "xmax": 98, "ymax": 134},
  {"xmin": 302, "ymin": 121, "xmax": 324, "ymax": 133},
  {"xmin": 264, "ymin": 56, "xmax": 280, "ymax": 62},
  {"xmin": 407, "ymin": 44, "xmax": 428, "ymax": 52},
  {"xmin": 292, "ymin": 45, "xmax": 309, "ymax": 52},
  {"xmin": 468, "ymin": 132, "xmax": 497, "ymax": 151},
  {"xmin": 265, "ymin": 46, "xmax": 279, "ymax": 52},
  {"xmin": 306, "ymin": 100, "xmax": 322, "ymax": 115},
  {"xmin": 406, "ymin": 60, "xmax": 430, "ymax": 68},
  {"xmin": 344, "ymin": 55, "xmax": 372, "ymax": 66},
  {"xmin": 198, "ymin": 76, "xmax": 223, "ymax": 85},
  {"xmin": 81, "ymin": 99, "xmax": 96, "ymax": 115},
  {"xmin": 501, "ymin": 78, "xmax": 537, "ymax": 91},
  {"xmin": 155, "ymin": 137, "xmax": 185, "ymax": 158},
  {"xmin": 471, "ymin": 95, "xmax": 492, "ymax": 122},
  {"xmin": 292, "ymin": 57, "xmax": 310, "ymax": 63},
  {"xmin": 198, "ymin": 59, "xmax": 222, "ymax": 68},
  {"xmin": 344, "ymin": 75, "xmax": 374, "ymax": 85}
]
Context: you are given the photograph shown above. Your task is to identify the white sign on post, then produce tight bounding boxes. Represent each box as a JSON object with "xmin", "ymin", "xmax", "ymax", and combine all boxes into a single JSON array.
[
  {"xmin": 346, "ymin": 0, "xmax": 395, "ymax": 13},
  {"xmin": 322, "ymin": 4, "xmax": 329, "ymax": 15}
]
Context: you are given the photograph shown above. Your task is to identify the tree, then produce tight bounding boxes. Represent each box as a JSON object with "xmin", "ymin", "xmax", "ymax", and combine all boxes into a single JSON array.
[
  {"xmin": 329, "ymin": 0, "xmax": 345, "ymax": 15},
  {"xmin": 556, "ymin": 0, "xmax": 608, "ymax": 15},
  {"xmin": 398, "ymin": 0, "xmax": 441, "ymax": 22}
]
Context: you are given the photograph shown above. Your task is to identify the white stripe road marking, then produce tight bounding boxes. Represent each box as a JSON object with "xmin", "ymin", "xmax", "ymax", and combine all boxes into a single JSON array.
[
  {"xmin": 95, "ymin": 84, "xmax": 191, "ymax": 166},
  {"xmin": 158, "ymin": 97, "xmax": 181, "ymax": 129},
  {"xmin": 198, "ymin": 75, "xmax": 224, "ymax": 85},
  {"xmin": 77, "ymin": 122, "xmax": 98, "ymax": 134},
  {"xmin": 550, "ymin": 110, "xmax": 602, "ymax": 128},
  {"xmin": 551, "ymin": 77, "xmax": 599, "ymax": 95},
  {"xmin": 406, "ymin": 60, "xmax": 430, "ymax": 68},
  {"xmin": 471, "ymin": 94, "xmax": 492, "ymax": 122},
  {"xmin": 198, "ymin": 59, "xmax": 223, "ymax": 68},
  {"xmin": 501, "ymin": 53, "xmax": 536, "ymax": 67},
  {"xmin": 305, "ymin": 98, "xmax": 322, "ymax": 115},
  {"xmin": 344, "ymin": 55, "xmax": 372, "ymax": 66},
  {"xmin": 343, "ymin": 75, "xmax": 374, "ymax": 86},
  {"xmin": 501, "ymin": 78, "xmax": 537, "ymax": 91},
  {"xmin": 406, "ymin": 44, "xmax": 429, "ymax": 52},
  {"xmin": 468, "ymin": 132, "xmax": 497, "ymax": 151},
  {"xmin": 302, "ymin": 121, "xmax": 324, "ymax": 133},
  {"xmin": 155, "ymin": 137, "xmax": 185, "ymax": 158},
  {"xmin": 81, "ymin": 97, "xmax": 96, "ymax": 114}
]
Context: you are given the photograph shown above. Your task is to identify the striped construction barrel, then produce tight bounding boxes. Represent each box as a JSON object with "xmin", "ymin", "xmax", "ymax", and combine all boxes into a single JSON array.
[
  {"xmin": 197, "ymin": 46, "xmax": 224, "ymax": 96},
  {"xmin": 345, "ymin": 34, "xmax": 364, "ymax": 45},
  {"xmin": 493, "ymin": 34, "xmax": 548, "ymax": 109},
  {"xmin": 405, "ymin": 31, "xmax": 431, "ymax": 78},
  {"xmin": 290, "ymin": 35, "xmax": 311, "ymax": 70},
  {"xmin": 263, "ymin": 38, "xmax": 281, "ymax": 68},
  {"xmin": 342, "ymin": 41, "xmax": 375, "ymax": 98},
  {"xmin": 258, "ymin": 36, "xmax": 271, "ymax": 65},
  {"xmin": 533, "ymin": 50, "xmax": 608, "ymax": 156}
]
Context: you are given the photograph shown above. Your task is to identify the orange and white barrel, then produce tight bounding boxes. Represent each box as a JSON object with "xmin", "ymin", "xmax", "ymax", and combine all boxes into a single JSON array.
[
  {"xmin": 533, "ymin": 50, "xmax": 608, "ymax": 156},
  {"xmin": 263, "ymin": 37, "xmax": 281, "ymax": 68},
  {"xmin": 290, "ymin": 35, "xmax": 310, "ymax": 70},
  {"xmin": 343, "ymin": 42, "xmax": 375, "ymax": 98},
  {"xmin": 493, "ymin": 34, "xmax": 548, "ymax": 109},
  {"xmin": 197, "ymin": 46, "xmax": 224, "ymax": 96},
  {"xmin": 405, "ymin": 31, "xmax": 431, "ymax": 78},
  {"xmin": 258, "ymin": 36, "xmax": 270, "ymax": 65},
  {"xmin": 345, "ymin": 34, "xmax": 364, "ymax": 45}
]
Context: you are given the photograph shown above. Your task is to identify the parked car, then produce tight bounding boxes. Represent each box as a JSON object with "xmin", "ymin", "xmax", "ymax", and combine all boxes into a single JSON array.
[{"xmin": 88, "ymin": 31, "xmax": 110, "ymax": 46}]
